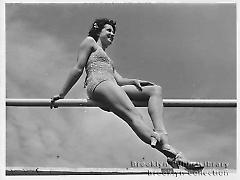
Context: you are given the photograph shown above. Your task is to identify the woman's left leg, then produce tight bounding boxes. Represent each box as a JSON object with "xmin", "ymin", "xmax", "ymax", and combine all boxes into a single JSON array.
[
  {"xmin": 122, "ymin": 84, "xmax": 181, "ymax": 159},
  {"xmin": 122, "ymin": 84, "xmax": 204, "ymax": 170},
  {"xmin": 121, "ymin": 84, "xmax": 167, "ymax": 134}
]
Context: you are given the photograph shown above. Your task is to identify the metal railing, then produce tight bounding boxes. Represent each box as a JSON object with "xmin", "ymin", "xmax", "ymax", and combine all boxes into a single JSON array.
[{"xmin": 6, "ymin": 98, "xmax": 237, "ymax": 108}]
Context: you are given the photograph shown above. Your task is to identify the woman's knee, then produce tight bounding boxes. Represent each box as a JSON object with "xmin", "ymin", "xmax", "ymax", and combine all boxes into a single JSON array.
[{"xmin": 148, "ymin": 85, "xmax": 162, "ymax": 97}]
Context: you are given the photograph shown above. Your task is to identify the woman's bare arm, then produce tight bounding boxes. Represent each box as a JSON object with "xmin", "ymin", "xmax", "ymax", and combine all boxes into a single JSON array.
[{"xmin": 56, "ymin": 37, "xmax": 95, "ymax": 98}]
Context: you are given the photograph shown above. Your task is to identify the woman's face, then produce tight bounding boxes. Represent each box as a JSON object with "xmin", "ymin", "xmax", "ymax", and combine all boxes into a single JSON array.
[{"xmin": 99, "ymin": 24, "xmax": 115, "ymax": 47}]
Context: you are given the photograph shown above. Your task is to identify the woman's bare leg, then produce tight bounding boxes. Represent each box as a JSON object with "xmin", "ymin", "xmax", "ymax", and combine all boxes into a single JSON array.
[
  {"xmin": 121, "ymin": 84, "xmax": 180, "ymax": 157},
  {"xmin": 90, "ymin": 81, "xmax": 203, "ymax": 170},
  {"xmin": 122, "ymin": 84, "xmax": 167, "ymax": 133},
  {"xmin": 91, "ymin": 81, "xmax": 155, "ymax": 144},
  {"xmin": 90, "ymin": 81, "xmax": 177, "ymax": 159},
  {"xmin": 121, "ymin": 84, "xmax": 204, "ymax": 170}
]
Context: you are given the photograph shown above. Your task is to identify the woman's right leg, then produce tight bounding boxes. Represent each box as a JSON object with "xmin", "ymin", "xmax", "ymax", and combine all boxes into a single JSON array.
[
  {"xmin": 91, "ymin": 81, "xmax": 179, "ymax": 158},
  {"xmin": 91, "ymin": 80, "xmax": 154, "ymax": 144},
  {"xmin": 90, "ymin": 81, "xmax": 204, "ymax": 170}
]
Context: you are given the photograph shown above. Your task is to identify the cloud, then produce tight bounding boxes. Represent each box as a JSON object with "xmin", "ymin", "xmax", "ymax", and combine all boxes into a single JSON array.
[
  {"xmin": 163, "ymin": 107, "xmax": 236, "ymax": 168},
  {"xmin": 6, "ymin": 4, "xmax": 236, "ymax": 169}
]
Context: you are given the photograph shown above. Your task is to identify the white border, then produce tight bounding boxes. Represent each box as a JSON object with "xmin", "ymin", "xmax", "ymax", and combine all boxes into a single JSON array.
[{"xmin": 1, "ymin": 1, "xmax": 238, "ymax": 180}]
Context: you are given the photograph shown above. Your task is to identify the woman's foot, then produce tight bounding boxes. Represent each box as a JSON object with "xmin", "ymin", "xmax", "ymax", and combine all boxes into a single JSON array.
[
  {"xmin": 150, "ymin": 130, "xmax": 204, "ymax": 171},
  {"xmin": 150, "ymin": 130, "xmax": 178, "ymax": 158},
  {"xmin": 150, "ymin": 130, "xmax": 168, "ymax": 147},
  {"xmin": 167, "ymin": 152, "xmax": 204, "ymax": 171}
]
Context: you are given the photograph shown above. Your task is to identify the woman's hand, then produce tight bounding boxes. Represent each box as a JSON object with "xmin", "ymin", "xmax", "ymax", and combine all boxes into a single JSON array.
[
  {"xmin": 50, "ymin": 94, "xmax": 64, "ymax": 109},
  {"xmin": 131, "ymin": 79, "xmax": 155, "ymax": 91}
]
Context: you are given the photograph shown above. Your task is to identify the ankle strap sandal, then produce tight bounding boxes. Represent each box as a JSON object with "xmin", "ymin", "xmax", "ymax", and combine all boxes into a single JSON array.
[
  {"xmin": 167, "ymin": 152, "xmax": 204, "ymax": 171},
  {"xmin": 150, "ymin": 131, "xmax": 167, "ymax": 147},
  {"xmin": 150, "ymin": 130, "xmax": 168, "ymax": 147}
]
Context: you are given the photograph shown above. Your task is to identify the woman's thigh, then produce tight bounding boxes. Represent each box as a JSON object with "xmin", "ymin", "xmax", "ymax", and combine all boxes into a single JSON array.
[
  {"xmin": 121, "ymin": 84, "xmax": 159, "ymax": 101},
  {"xmin": 91, "ymin": 80, "xmax": 137, "ymax": 117}
]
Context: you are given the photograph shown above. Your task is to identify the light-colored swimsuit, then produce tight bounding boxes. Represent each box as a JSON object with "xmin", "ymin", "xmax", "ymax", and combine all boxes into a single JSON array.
[{"xmin": 84, "ymin": 47, "xmax": 117, "ymax": 98}]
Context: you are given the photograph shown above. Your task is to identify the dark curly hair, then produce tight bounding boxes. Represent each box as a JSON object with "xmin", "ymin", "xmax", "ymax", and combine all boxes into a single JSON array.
[{"xmin": 88, "ymin": 18, "xmax": 116, "ymax": 42}]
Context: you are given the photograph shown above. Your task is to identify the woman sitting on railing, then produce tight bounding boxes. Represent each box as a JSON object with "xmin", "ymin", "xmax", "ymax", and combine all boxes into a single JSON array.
[{"xmin": 51, "ymin": 18, "xmax": 204, "ymax": 171}]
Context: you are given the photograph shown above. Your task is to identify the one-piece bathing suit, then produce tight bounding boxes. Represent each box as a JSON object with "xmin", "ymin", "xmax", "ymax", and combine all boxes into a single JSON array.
[{"xmin": 84, "ymin": 47, "xmax": 117, "ymax": 98}]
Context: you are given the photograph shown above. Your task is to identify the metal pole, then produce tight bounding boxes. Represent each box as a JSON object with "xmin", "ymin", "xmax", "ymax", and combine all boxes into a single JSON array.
[
  {"xmin": 6, "ymin": 98, "xmax": 237, "ymax": 108},
  {"xmin": 8, "ymin": 167, "xmax": 234, "ymax": 176}
]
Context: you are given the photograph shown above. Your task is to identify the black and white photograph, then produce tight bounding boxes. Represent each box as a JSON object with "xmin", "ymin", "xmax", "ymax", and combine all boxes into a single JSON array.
[{"xmin": 2, "ymin": 1, "xmax": 237, "ymax": 179}]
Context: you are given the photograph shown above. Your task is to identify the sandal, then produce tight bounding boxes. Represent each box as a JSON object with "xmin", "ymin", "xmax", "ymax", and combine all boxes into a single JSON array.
[
  {"xmin": 167, "ymin": 152, "xmax": 204, "ymax": 171},
  {"xmin": 150, "ymin": 130, "xmax": 168, "ymax": 147},
  {"xmin": 150, "ymin": 130, "xmax": 204, "ymax": 171}
]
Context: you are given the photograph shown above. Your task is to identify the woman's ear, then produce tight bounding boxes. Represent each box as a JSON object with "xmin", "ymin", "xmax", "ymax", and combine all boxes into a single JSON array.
[{"xmin": 96, "ymin": 29, "xmax": 101, "ymax": 38}]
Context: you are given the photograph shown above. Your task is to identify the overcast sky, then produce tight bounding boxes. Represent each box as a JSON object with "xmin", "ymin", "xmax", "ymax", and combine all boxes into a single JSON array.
[{"xmin": 5, "ymin": 3, "xmax": 236, "ymax": 169}]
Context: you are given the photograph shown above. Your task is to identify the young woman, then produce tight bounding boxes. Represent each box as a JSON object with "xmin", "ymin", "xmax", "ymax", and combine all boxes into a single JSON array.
[{"xmin": 51, "ymin": 18, "xmax": 204, "ymax": 171}]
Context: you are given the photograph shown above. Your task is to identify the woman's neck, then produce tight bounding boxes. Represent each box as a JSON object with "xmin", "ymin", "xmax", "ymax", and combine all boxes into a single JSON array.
[{"xmin": 96, "ymin": 40, "xmax": 107, "ymax": 51}]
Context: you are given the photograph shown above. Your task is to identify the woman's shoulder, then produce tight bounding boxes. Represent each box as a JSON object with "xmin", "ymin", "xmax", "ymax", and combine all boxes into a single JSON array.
[
  {"xmin": 81, "ymin": 36, "xmax": 96, "ymax": 46},
  {"xmin": 85, "ymin": 36, "xmax": 96, "ymax": 43},
  {"xmin": 80, "ymin": 36, "xmax": 98, "ymax": 51}
]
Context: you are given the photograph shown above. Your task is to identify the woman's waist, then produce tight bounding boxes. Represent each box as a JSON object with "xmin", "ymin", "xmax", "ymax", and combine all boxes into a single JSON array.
[
  {"xmin": 86, "ymin": 65, "xmax": 114, "ymax": 74},
  {"xmin": 86, "ymin": 71, "xmax": 114, "ymax": 80},
  {"xmin": 84, "ymin": 71, "xmax": 115, "ymax": 87},
  {"xmin": 86, "ymin": 60, "xmax": 113, "ymax": 71}
]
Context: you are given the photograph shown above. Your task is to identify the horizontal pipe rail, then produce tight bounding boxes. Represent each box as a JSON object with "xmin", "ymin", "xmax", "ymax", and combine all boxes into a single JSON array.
[
  {"xmin": 7, "ymin": 167, "xmax": 234, "ymax": 176},
  {"xmin": 6, "ymin": 98, "xmax": 237, "ymax": 107},
  {"xmin": 6, "ymin": 167, "xmax": 186, "ymax": 176}
]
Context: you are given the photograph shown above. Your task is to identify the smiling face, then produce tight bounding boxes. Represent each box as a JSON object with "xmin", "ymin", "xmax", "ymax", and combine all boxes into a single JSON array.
[{"xmin": 98, "ymin": 24, "xmax": 115, "ymax": 48}]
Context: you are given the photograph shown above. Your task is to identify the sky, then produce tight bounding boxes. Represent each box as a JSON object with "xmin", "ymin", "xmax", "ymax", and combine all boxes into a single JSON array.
[{"xmin": 5, "ymin": 3, "xmax": 236, "ymax": 170}]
